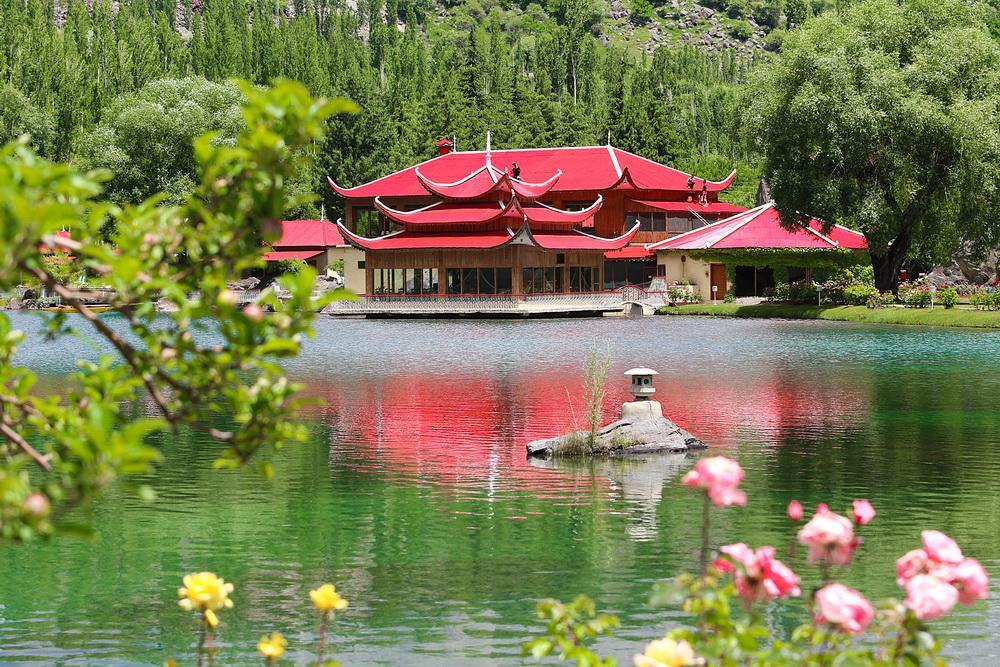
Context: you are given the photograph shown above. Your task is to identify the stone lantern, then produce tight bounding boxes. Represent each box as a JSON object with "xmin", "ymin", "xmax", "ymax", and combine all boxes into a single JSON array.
[
  {"xmin": 624, "ymin": 368, "xmax": 658, "ymax": 400},
  {"xmin": 622, "ymin": 368, "xmax": 663, "ymax": 421}
]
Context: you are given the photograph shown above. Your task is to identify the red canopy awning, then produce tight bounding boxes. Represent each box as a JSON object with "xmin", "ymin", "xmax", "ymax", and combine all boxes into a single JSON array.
[
  {"xmin": 263, "ymin": 249, "xmax": 324, "ymax": 261},
  {"xmin": 604, "ymin": 245, "xmax": 655, "ymax": 260}
]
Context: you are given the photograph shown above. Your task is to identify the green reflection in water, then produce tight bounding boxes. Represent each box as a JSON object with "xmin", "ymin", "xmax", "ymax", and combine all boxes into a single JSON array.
[{"xmin": 1, "ymin": 316, "xmax": 999, "ymax": 665}]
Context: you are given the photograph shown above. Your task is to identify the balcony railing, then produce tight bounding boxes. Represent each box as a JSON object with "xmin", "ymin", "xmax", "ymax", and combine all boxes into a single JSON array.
[{"xmin": 324, "ymin": 286, "xmax": 669, "ymax": 315}]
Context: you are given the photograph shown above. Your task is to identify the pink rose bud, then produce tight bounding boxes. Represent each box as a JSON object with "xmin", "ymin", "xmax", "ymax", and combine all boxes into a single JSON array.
[
  {"xmin": 814, "ymin": 583, "xmax": 874, "ymax": 634},
  {"xmin": 896, "ymin": 548, "xmax": 929, "ymax": 586},
  {"xmin": 22, "ymin": 493, "xmax": 51, "ymax": 520},
  {"xmin": 852, "ymin": 499, "xmax": 876, "ymax": 525},
  {"xmin": 243, "ymin": 304, "xmax": 264, "ymax": 322},
  {"xmin": 905, "ymin": 574, "xmax": 959, "ymax": 621},
  {"xmin": 681, "ymin": 456, "xmax": 747, "ymax": 507},
  {"xmin": 787, "ymin": 500, "xmax": 803, "ymax": 521},
  {"xmin": 798, "ymin": 506, "xmax": 857, "ymax": 565},
  {"xmin": 922, "ymin": 530, "xmax": 964, "ymax": 565},
  {"xmin": 953, "ymin": 559, "xmax": 989, "ymax": 605}
]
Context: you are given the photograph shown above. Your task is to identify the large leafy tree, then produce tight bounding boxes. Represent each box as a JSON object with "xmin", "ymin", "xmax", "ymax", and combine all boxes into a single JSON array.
[
  {"xmin": 0, "ymin": 81, "xmax": 354, "ymax": 542},
  {"xmin": 747, "ymin": 0, "xmax": 1000, "ymax": 290},
  {"xmin": 73, "ymin": 77, "xmax": 245, "ymax": 206},
  {"xmin": 0, "ymin": 84, "xmax": 55, "ymax": 155}
]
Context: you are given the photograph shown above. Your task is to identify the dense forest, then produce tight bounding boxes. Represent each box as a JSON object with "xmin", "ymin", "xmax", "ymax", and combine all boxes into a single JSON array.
[
  {"xmin": 0, "ymin": 0, "xmax": 780, "ymax": 215},
  {"xmin": 1, "ymin": 0, "xmax": 997, "ymax": 223}
]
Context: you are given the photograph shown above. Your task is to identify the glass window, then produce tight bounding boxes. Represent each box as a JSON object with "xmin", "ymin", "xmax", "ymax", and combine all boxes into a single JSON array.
[
  {"xmin": 404, "ymin": 268, "xmax": 419, "ymax": 295},
  {"xmin": 462, "ymin": 268, "xmax": 478, "ymax": 294},
  {"xmin": 422, "ymin": 268, "xmax": 437, "ymax": 293},
  {"xmin": 496, "ymin": 268, "xmax": 512, "ymax": 294},
  {"xmin": 392, "ymin": 269, "xmax": 404, "ymax": 294},
  {"xmin": 478, "ymin": 268, "xmax": 497, "ymax": 294},
  {"xmin": 446, "ymin": 268, "xmax": 462, "ymax": 294}
]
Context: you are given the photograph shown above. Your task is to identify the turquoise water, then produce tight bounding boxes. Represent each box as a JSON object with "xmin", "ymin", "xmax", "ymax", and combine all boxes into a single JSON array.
[{"xmin": 1, "ymin": 315, "xmax": 999, "ymax": 665}]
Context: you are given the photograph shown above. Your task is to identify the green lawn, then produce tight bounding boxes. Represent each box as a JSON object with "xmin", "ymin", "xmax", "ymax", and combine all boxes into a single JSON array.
[{"xmin": 657, "ymin": 304, "xmax": 1000, "ymax": 329}]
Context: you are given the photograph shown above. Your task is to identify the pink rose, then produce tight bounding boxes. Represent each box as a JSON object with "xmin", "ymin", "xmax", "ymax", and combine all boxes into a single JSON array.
[
  {"xmin": 798, "ymin": 507, "xmax": 857, "ymax": 565},
  {"xmin": 814, "ymin": 583, "xmax": 874, "ymax": 634},
  {"xmin": 682, "ymin": 456, "xmax": 747, "ymax": 508},
  {"xmin": 787, "ymin": 500, "xmax": 803, "ymax": 521},
  {"xmin": 953, "ymin": 558, "xmax": 989, "ymax": 605},
  {"xmin": 922, "ymin": 530, "xmax": 964, "ymax": 565},
  {"xmin": 905, "ymin": 574, "xmax": 959, "ymax": 621},
  {"xmin": 719, "ymin": 543, "xmax": 800, "ymax": 604},
  {"xmin": 896, "ymin": 548, "xmax": 928, "ymax": 586},
  {"xmin": 763, "ymin": 558, "xmax": 801, "ymax": 598},
  {"xmin": 852, "ymin": 499, "xmax": 876, "ymax": 526}
]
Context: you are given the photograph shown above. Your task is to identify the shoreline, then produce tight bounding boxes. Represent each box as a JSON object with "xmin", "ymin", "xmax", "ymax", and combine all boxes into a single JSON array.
[{"xmin": 657, "ymin": 304, "xmax": 1000, "ymax": 329}]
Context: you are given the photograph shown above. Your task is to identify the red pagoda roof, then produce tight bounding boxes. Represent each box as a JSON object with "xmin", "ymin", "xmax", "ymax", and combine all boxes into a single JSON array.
[
  {"xmin": 272, "ymin": 219, "xmax": 346, "ymax": 248},
  {"xmin": 337, "ymin": 221, "xmax": 638, "ymax": 252},
  {"xmin": 647, "ymin": 202, "xmax": 868, "ymax": 251},
  {"xmin": 328, "ymin": 146, "xmax": 736, "ymax": 199},
  {"xmin": 373, "ymin": 196, "xmax": 603, "ymax": 228},
  {"xmin": 414, "ymin": 165, "xmax": 561, "ymax": 200}
]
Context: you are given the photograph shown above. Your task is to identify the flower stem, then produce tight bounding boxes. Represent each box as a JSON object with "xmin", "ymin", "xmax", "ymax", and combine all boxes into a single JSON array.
[
  {"xmin": 700, "ymin": 492, "xmax": 711, "ymax": 575},
  {"xmin": 316, "ymin": 612, "xmax": 328, "ymax": 664},
  {"xmin": 196, "ymin": 617, "xmax": 207, "ymax": 667}
]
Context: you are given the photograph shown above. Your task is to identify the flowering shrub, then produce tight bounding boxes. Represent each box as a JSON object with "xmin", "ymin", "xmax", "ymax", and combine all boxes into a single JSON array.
[
  {"xmin": 898, "ymin": 282, "xmax": 932, "ymax": 307},
  {"xmin": 866, "ymin": 290, "xmax": 897, "ymax": 309},
  {"xmin": 526, "ymin": 456, "xmax": 990, "ymax": 666}
]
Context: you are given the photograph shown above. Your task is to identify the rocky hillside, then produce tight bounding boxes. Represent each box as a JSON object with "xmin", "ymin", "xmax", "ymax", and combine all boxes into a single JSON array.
[{"xmin": 598, "ymin": 0, "xmax": 775, "ymax": 57}]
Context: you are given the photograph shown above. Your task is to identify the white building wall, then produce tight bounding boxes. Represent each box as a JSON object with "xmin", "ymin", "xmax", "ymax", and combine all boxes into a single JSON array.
[{"xmin": 656, "ymin": 252, "xmax": 720, "ymax": 302}]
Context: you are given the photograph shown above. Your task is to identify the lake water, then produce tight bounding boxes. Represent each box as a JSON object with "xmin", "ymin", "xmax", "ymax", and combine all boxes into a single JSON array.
[{"xmin": 1, "ymin": 314, "xmax": 999, "ymax": 665}]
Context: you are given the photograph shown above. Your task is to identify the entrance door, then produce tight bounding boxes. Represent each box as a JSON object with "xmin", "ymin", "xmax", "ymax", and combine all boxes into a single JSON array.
[{"xmin": 710, "ymin": 263, "xmax": 727, "ymax": 300}]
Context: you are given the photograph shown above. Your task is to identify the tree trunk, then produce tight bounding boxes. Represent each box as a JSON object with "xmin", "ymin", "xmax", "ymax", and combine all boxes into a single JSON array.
[{"xmin": 871, "ymin": 230, "xmax": 911, "ymax": 293}]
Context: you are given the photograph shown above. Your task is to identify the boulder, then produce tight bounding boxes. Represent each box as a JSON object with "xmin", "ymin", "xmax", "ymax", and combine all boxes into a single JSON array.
[
  {"xmin": 526, "ymin": 415, "xmax": 706, "ymax": 459},
  {"xmin": 5, "ymin": 297, "xmax": 22, "ymax": 310},
  {"xmin": 155, "ymin": 297, "xmax": 179, "ymax": 312},
  {"xmin": 227, "ymin": 276, "xmax": 260, "ymax": 291}
]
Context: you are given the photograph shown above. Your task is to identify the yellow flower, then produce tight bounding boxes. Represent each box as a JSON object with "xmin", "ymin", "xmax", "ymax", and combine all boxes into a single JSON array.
[
  {"xmin": 177, "ymin": 572, "xmax": 235, "ymax": 612},
  {"xmin": 257, "ymin": 632, "xmax": 287, "ymax": 660},
  {"xmin": 634, "ymin": 638, "xmax": 695, "ymax": 667},
  {"xmin": 310, "ymin": 583, "xmax": 349, "ymax": 613}
]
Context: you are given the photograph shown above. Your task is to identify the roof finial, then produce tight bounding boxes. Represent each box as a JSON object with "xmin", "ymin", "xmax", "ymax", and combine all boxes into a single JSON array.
[
  {"xmin": 320, "ymin": 203, "xmax": 326, "ymax": 221},
  {"xmin": 607, "ymin": 129, "xmax": 611, "ymax": 146},
  {"xmin": 486, "ymin": 129, "xmax": 492, "ymax": 168}
]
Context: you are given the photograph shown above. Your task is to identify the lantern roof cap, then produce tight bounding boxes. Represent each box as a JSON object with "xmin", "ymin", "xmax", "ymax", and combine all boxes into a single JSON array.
[{"xmin": 624, "ymin": 368, "xmax": 658, "ymax": 376}]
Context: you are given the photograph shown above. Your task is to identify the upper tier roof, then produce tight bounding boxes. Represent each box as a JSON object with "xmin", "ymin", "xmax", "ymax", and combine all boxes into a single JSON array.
[
  {"xmin": 272, "ymin": 219, "xmax": 346, "ymax": 248},
  {"xmin": 647, "ymin": 202, "xmax": 868, "ymax": 251},
  {"xmin": 415, "ymin": 165, "xmax": 561, "ymax": 200},
  {"xmin": 329, "ymin": 145, "xmax": 736, "ymax": 199},
  {"xmin": 373, "ymin": 195, "xmax": 602, "ymax": 228}
]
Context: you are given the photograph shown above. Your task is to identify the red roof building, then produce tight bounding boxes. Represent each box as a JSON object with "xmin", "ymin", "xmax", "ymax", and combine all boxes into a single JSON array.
[
  {"xmin": 263, "ymin": 219, "xmax": 365, "ymax": 288},
  {"xmin": 648, "ymin": 202, "xmax": 869, "ymax": 300},
  {"xmin": 331, "ymin": 140, "xmax": 745, "ymax": 295}
]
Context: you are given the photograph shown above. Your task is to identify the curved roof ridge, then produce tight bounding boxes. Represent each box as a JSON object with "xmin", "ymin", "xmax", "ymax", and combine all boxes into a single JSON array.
[
  {"xmin": 415, "ymin": 164, "xmax": 491, "ymax": 189},
  {"xmin": 645, "ymin": 202, "xmax": 771, "ymax": 251}
]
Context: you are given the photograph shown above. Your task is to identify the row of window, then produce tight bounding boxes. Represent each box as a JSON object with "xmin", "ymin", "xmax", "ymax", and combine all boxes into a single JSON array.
[
  {"xmin": 371, "ymin": 266, "xmax": 602, "ymax": 295},
  {"xmin": 625, "ymin": 212, "xmax": 708, "ymax": 234}
]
